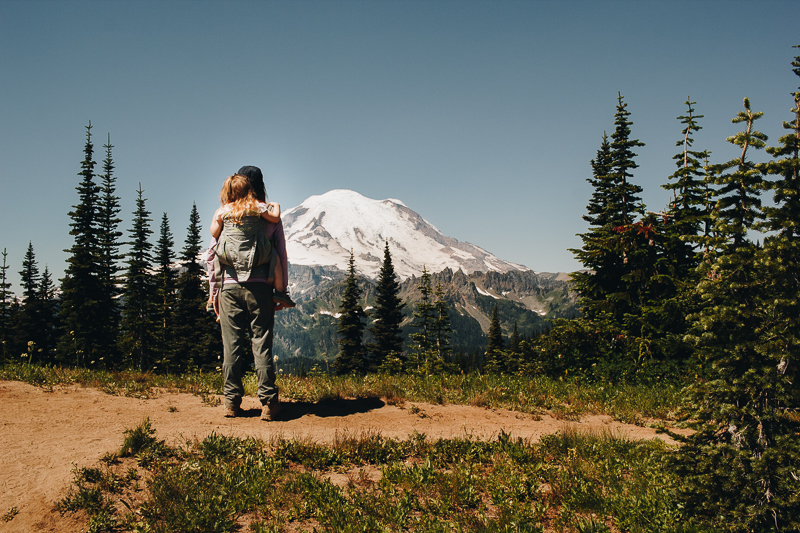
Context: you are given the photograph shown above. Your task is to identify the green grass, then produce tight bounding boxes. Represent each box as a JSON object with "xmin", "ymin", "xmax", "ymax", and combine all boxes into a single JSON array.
[
  {"xmin": 278, "ymin": 372, "xmax": 683, "ymax": 424},
  {"xmin": 1, "ymin": 362, "xmax": 683, "ymax": 424},
  {"xmin": 57, "ymin": 421, "xmax": 716, "ymax": 533},
  {"xmin": 2, "ymin": 364, "xmax": 705, "ymax": 531},
  {"xmin": 0, "ymin": 361, "xmax": 223, "ymax": 398}
]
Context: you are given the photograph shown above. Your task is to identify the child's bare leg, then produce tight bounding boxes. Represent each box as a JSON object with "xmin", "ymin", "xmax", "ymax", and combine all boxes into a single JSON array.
[{"xmin": 272, "ymin": 263, "xmax": 296, "ymax": 308}]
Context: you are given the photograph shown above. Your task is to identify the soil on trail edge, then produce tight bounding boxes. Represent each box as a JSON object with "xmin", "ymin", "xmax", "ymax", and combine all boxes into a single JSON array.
[{"xmin": 0, "ymin": 380, "xmax": 681, "ymax": 532}]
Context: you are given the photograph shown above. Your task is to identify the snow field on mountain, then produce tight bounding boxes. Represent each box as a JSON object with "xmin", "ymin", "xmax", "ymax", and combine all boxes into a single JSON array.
[{"xmin": 282, "ymin": 189, "xmax": 528, "ymax": 279}]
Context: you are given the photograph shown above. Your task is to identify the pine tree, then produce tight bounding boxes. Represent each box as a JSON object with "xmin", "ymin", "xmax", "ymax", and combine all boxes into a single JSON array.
[
  {"xmin": 570, "ymin": 133, "xmax": 621, "ymax": 321},
  {"xmin": 368, "ymin": 241, "xmax": 404, "ymax": 371},
  {"xmin": 763, "ymin": 91, "xmax": 800, "ymax": 238},
  {"xmin": 0, "ymin": 249, "xmax": 12, "ymax": 362},
  {"xmin": 663, "ymin": 98, "xmax": 711, "ymax": 273},
  {"xmin": 173, "ymin": 203, "xmax": 219, "ymax": 371},
  {"xmin": 507, "ymin": 320, "xmax": 522, "ymax": 372},
  {"xmin": 154, "ymin": 213, "xmax": 177, "ymax": 370},
  {"xmin": 610, "ymin": 92, "xmax": 646, "ymax": 226},
  {"xmin": 636, "ymin": 100, "xmax": 713, "ymax": 365},
  {"xmin": 15, "ymin": 242, "xmax": 42, "ymax": 362},
  {"xmin": 119, "ymin": 185, "xmax": 156, "ymax": 370},
  {"xmin": 334, "ymin": 251, "xmax": 367, "ymax": 375},
  {"xmin": 571, "ymin": 95, "xmax": 648, "ymax": 324},
  {"xmin": 37, "ymin": 266, "xmax": 60, "ymax": 363},
  {"xmin": 95, "ymin": 134, "xmax": 123, "ymax": 366},
  {"xmin": 59, "ymin": 122, "xmax": 103, "ymax": 366},
  {"xmin": 709, "ymin": 71, "xmax": 800, "ymax": 529},
  {"xmin": 711, "ymin": 97, "xmax": 768, "ymax": 248},
  {"xmin": 429, "ymin": 282, "xmax": 453, "ymax": 373},
  {"xmin": 484, "ymin": 303, "xmax": 504, "ymax": 373},
  {"xmin": 669, "ymin": 98, "xmax": 797, "ymax": 529},
  {"xmin": 408, "ymin": 266, "xmax": 435, "ymax": 373}
]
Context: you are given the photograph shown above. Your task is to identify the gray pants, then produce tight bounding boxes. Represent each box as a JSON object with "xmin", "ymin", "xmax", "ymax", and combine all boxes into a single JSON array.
[{"xmin": 219, "ymin": 283, "xmax": 278, "ymax": 409}]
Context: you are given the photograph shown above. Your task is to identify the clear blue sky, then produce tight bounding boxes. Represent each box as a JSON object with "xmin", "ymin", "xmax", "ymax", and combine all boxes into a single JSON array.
[{"xmin": 1, "ymin": 0, "xmax": 798, "ymax": 291}]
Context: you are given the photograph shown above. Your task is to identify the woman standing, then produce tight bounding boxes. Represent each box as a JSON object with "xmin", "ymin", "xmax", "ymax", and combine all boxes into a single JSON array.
[{"xmin": 211, "ymin": 165, "xmax": 289, "ymax": 421}]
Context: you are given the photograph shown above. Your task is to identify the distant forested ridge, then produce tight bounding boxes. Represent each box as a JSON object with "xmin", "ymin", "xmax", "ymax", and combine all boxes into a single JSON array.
[{"xmin": 272, "ymin": 265, "xmax": 578, "ymax": 363}]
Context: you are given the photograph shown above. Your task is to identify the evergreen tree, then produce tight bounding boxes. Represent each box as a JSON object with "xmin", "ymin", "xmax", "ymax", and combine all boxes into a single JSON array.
[
  {"xmin": 59, "ymin": 122, "xmax": 102, "ymax": 366},
  {"xmin": 710, "ymin": 97, "xmax": 768, "ymax": 248},
  {"xmin": 570, "ymin": 133, "xmax": 620, "ymax": 321},
  {"xmin": 663, "ymin": 98, "xmax": 711, "ymax": 273},
  {"xmin": 507, "ymin": 320, "xmax": 522, "ymax": 372},
  {"xmin": 484, "ymin": 303, "xmax": 504, "ymax": 373},
  {"xmin": 408, "ymin": 266, "xmax": 435, "ymax": 373},
  {"xmin": 37, "ymin": 266, "xmax": 60, "ymax": 363},
  {"xmin": 571, "ymin": 95, "xmax": 648, "ymax": 324},
  {"xmin": 712, "ymin": 76, "xmax": 800, "ymax": 530},
  {"xmin": 635, "ymin": 100, "xmax": 713, "ymax": 366},
  {"xmin": 429, "ymin": 282, "xmax": 453, "ymax": 373},
  {"xmin": 95, "ymin": 134, "xmax": 123, "ymax": 366},
  {"xmin": 154, "ymin": 213, "xmax": 178, "ymax": 370},
  {"xmin": 609, "ymin": 92, "xmax": 646, "ymax": 226},
  {"xmin": 334, "ymin": 251, "xmax": 367, "ymax": 375},
  {"xmin": 368, "ymin": 241, "xmax": 404, "ymax": 371},
  {"xmin": 15, "ymin": 242, "xmax": 42, "ymax": 362},
  {"xmin": 0, "ymin": 249, "xmax": 12, "ymax": 362},
  {"xmin": 669, "ymin": 98, "xmax": 794, "ymax": 529},
  {"xmin": 763, "ymin": 91, "xmax": 800, "ymax": 238},
  {"xmin": 173, "ymin": 203, "xmax": 219, "ymax": 371},
  {"xmin": 119, "ymin": 185, "xmax": 156, "ymax": 370}
]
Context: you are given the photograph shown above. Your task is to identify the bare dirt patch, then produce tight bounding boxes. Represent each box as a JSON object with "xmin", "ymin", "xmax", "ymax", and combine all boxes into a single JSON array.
[{"xmin": 0, "ymin": 380, "xmax": 682, "ymax": 532}]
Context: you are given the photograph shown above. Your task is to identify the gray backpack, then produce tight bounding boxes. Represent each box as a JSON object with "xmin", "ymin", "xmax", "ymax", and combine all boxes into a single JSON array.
[{"xmin": 213, "ymin": 215, "xmax": 276, "ymax": 284}]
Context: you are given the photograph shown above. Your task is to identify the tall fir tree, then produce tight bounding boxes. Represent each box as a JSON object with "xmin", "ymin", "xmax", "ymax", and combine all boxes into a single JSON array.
[
  {"xmin": 37, "ymin": 266, "xmax": 60, "ymax": 364},
  {"xmin": 710, "ymin": 97, "xmax": 768, "ymax": 248},
  {"xmin": 0, "ymin": 249, "xmax": 12, "ymax": 362},
  {"xmin": 428, "ymin": 282, "xmax": 453, "ymax": 373},
  {"xmin": 635, "ymin": 100, "xmax": 714, "ymax": 364},
  {"xmin": 663, "ymin": 98, "xmax": 711, "ymax": 274},
  {"xmin": 484, "ymin": 303, "xmax": 504, "ymax": 373},
  {"xmin": 711, "ymin": 68, "xmax": 800, "ymax": 529},
  {"xmin": 95, "ymin": 134, "xmax": 123, "ymax": 366},
  {"xmin": 173, "ymin": 203, "xmax": 219, "ymax": 371},
  {"xmin": 154, "ymin": 213, "xmax": 178, "ymax": 370},
  {"xmin": 334, "ymin": 251, "xmax": 367, "ymax": 375},
  {"xmin": 507, "ymin": 320, "xmax": 522, "ymax": 372},
  {"xmin": 571, "ymin": 95, "xmax": 648, "ymax": 325},
  {"xmin": 59, "ymin": 122, "xmax": 103, "ymax": 366},
  {"xmin": 609, "ymin": 92, "xmax": 646, "ymax": 226},
  {"xmin": 368, "ymin": 241, "xmax": 404, "ymax": 370},
  {"xmin": 15, "ymin": 242, "xmax": 42, "ymax": 362},
  {"xmin": 408, "ymin": 266, "xmax": 434, "ymax": 373},
  {"xmin": 119, "ymin": 185, "xmax": 156, "ymax": 370},
  {"xmin": 669, "ymin": 98, "xmax": 795, "ymax": 529}
]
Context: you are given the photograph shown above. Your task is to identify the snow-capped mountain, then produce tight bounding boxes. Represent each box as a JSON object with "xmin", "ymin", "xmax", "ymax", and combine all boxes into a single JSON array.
[{"xmin": 282, "ymin": 189, "xmax": 529, "ymax": 280}]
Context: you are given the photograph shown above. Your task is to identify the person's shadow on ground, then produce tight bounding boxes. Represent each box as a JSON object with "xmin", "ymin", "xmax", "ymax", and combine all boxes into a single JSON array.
[{"xmin": 239, "ymin": 397, "xmax": 386, "ymax": 421}]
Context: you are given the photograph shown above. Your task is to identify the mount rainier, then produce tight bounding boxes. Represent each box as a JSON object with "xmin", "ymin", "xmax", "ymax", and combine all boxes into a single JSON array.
[
  {"xmin": 271, "ymin": 189, "xmax": 578, "ymax": 362},
  {"xmin": 282, "ymin": 189, "xmax": 529, "ymax": 279}
]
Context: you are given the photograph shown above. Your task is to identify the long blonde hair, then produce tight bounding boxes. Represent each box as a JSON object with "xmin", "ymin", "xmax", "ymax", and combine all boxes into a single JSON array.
[{"xmin": 219, "ymin": 174, "xmax": 259, "ymax": 224}]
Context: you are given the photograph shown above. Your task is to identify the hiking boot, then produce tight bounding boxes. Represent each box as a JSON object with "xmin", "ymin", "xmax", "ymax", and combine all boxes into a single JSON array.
[
  {"xmin": 224, "ymin": 405, "xmax": 241, "ymax": 418},
  {"xmin": 273, "ymin": 291, "xmax": 296, "ymax": 308},
  {"xmin": 261, "ymin": 402, "xmax": 281, "ymax": 421}
]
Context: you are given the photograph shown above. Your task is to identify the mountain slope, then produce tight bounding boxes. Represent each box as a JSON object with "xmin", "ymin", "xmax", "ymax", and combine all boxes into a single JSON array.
[
  {"xmin": 283, "ymin": 189, "xmax": 529, "ymax": 280},
  {"xmin": 273, "ymin": 189, "xmax": 578, "ymax": 362},
  {"xmin": 275, "ymin": 266, "xmax": 579, "ymax": 361}
]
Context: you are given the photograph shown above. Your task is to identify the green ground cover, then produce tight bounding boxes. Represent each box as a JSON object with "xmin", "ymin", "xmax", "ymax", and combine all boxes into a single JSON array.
[
  {"xmin": 1, "ymin": 364, "xmax": 706, "ymax": 531},
  {"xmin": 0, "ymin": 363, "xmax": 682, "ymax": 424},
  {"xmin": 57, "ymin": 419, "xmax": 711, "ymax": 533}
]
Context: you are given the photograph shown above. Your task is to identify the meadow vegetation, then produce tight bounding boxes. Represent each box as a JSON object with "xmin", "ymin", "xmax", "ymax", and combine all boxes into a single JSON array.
[
  {"xmin": 55, "ymin": 415, "xmax": 710, "ymax": 533},
  {"xmin": 0, "ymin": 360, "xmax": 707, "ymax": 532},
  {"xmin": 0, "ymin": 362, "xmax": 681, "ymax": 425}
]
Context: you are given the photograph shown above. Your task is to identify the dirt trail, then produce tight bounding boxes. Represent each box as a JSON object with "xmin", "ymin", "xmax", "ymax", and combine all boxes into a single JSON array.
[{"xmin": 0, "ymin": 380, "xmax": 680, "ymax": 532}]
